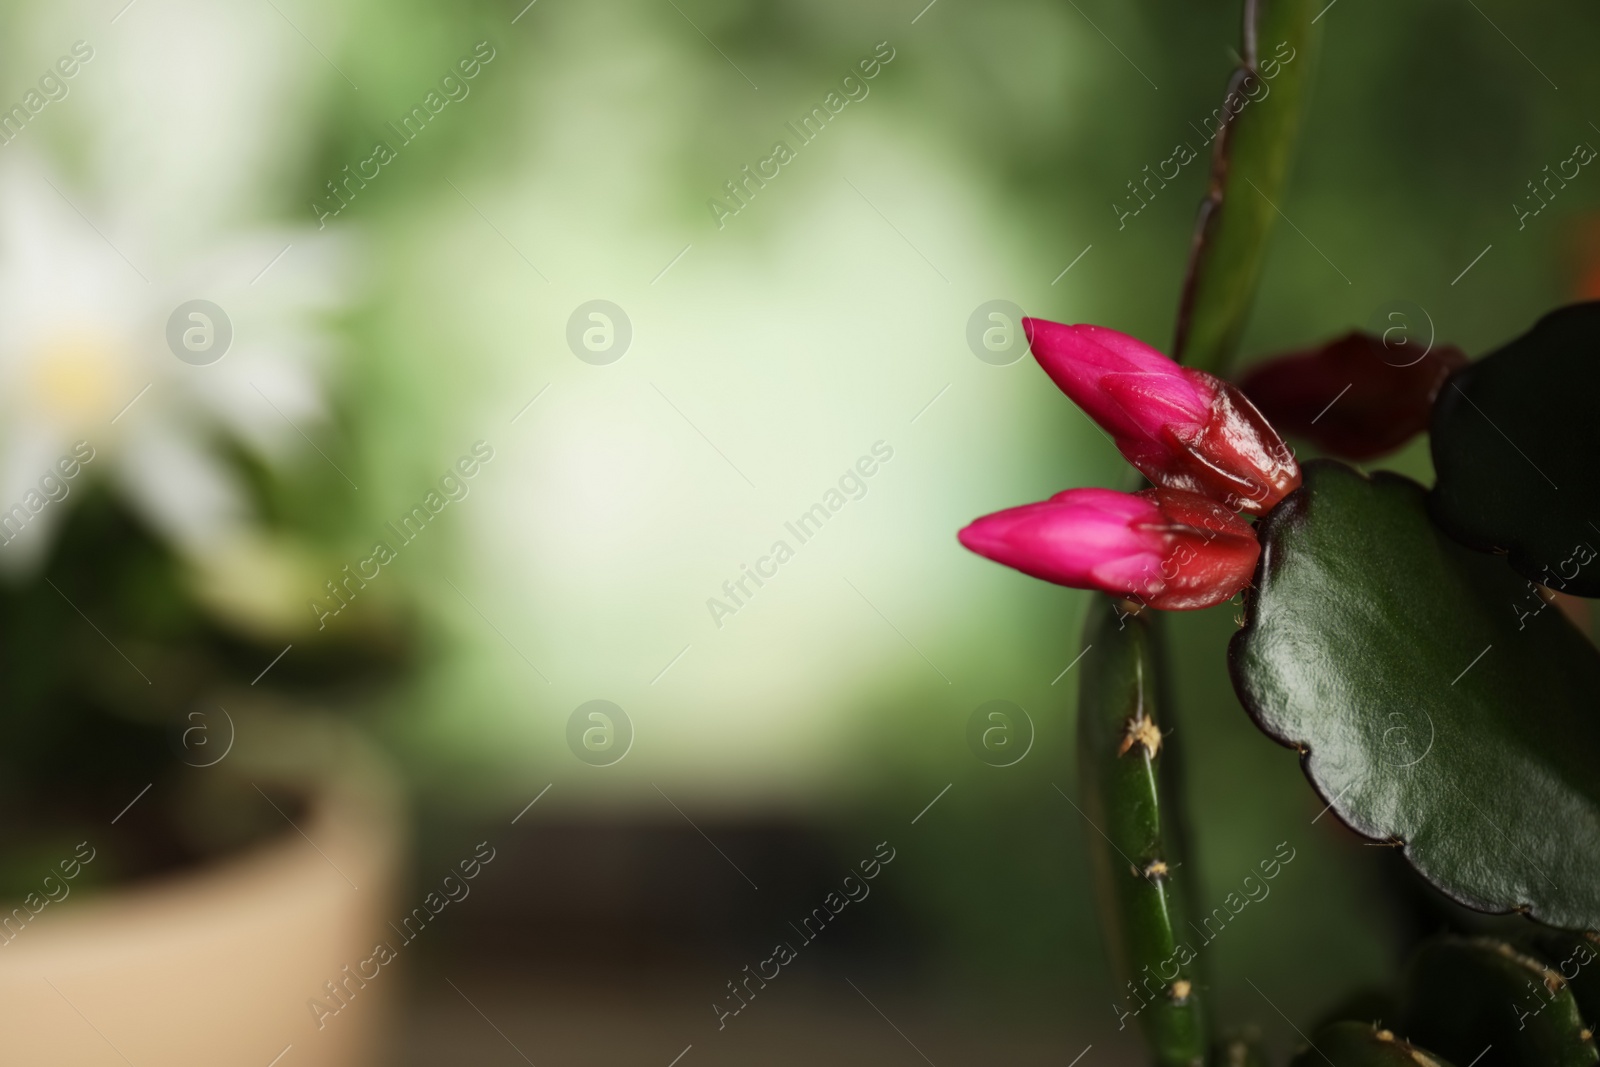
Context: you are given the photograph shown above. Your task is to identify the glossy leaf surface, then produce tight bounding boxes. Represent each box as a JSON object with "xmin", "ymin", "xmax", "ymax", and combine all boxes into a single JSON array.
[{"xmin": 1230, "ymin": 460, "xmax": 1600, "ymax": 929}]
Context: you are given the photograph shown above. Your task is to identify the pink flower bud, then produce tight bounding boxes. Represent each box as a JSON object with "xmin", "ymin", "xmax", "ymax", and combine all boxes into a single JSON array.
[
  {"xmin": 1023, "ymin": 318, "xmax": 1301, "ymax": 515},
  {"xmin": 958, "ymin": 487, "xmax": 1260, "ymax": 610}
]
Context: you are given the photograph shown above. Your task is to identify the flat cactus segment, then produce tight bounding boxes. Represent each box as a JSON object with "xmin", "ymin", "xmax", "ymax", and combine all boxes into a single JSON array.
[
  {"xmin": 1403, "ymin": 937, "xmax": 1599, "ymax": 1067},
  {"xmin": 1290, "ymin": 1020, "xmax": 1457, "ymax": 1066},
  {"xmin": 1230, "ymin": 460, "xmax": 1600, "ymax": 929}
]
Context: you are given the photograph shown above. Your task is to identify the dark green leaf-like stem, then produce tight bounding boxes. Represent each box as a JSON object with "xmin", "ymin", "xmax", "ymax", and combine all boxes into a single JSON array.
[
  {"xmin": 1231, "ymin": 460, "xmax": 1600, "ymax": 929},
  {"xmin": 1289, "ymin": 1021, "xmax": 1456, "ymax": 1066},
  {"xmin": 1403, "ymin": 937, "xmax": 1599, "ymax": 1066}
]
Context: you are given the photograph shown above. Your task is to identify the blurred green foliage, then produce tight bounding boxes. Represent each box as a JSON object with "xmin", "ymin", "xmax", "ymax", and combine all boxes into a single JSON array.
[
  {"xmin": 315, "ymin": 0, "xmax": 1600, "ymax": 1049},
  {"xmin": 6, "ymin": 0, "xmax": 1599, "ymax": 1056}
]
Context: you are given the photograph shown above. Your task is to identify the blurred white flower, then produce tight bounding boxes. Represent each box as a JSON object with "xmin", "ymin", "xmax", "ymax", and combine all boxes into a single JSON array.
[
  {"xmin": 0, "ymin": 151, "xmax": 345, "ymax": 574},
  {"xmin": 0, "ymin": 0, "xmax": 355, "ymax": 580}
]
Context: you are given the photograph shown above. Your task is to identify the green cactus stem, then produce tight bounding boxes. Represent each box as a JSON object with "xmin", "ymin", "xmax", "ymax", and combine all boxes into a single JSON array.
[
  {"xmin": 1290, "ymin": 1021, "xmax": 1457, "ymax": 1066},
  {"xmin": 1214, "ymin": 1030, "xmax": 1269, "ymax": 1067},
  {"xmin": 1403, "ymin": 936, "xmax": 1599, "ymax": 1067},
  {"xmin": 1077, "ymin": 595, "xmax": 1208, "ymax": 1066}
]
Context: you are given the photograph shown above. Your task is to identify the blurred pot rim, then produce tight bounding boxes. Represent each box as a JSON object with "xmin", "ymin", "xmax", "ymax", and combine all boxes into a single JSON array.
[{"xmin": 0, "ymin": 710, "xmax": 404, "ymax": 969}]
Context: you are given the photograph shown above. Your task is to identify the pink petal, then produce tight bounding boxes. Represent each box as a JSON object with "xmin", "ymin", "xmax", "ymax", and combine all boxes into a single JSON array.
[
  {"xmin": 1098, "ymin": 371, "xmax": 1213, "ymax": 442},
  {"xmin": 958, "ymin": 489, "xmax": 1165, "ymax": 588}
]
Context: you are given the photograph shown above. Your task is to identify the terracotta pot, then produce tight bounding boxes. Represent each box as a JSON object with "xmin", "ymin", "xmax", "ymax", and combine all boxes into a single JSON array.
[{"xmin": 0, "ymin": 716, "xmax": 404, "ymax": 1066}]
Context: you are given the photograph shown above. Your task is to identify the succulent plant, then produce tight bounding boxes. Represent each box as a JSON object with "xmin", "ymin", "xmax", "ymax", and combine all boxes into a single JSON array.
[{"xmin": 960, "ymin": 1, "xmax": 1600, "ymax": 1062}]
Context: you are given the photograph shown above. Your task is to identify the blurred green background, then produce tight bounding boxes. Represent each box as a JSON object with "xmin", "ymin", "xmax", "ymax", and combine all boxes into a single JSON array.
[{"xmin": 4, "ymin": 0, "xmax": 1599, "ymax": 1062}]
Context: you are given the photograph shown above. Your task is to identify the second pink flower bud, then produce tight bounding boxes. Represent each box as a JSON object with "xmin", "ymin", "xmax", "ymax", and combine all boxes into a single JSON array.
[{"xmin": 958, "ymin": 487, "xmax": 1260, "ymax": 610}]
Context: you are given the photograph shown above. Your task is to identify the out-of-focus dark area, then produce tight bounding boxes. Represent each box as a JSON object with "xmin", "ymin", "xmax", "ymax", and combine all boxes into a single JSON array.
[{"xmin": 0, "ymin": 0, "xmax": 1595, "ymax": 1062}]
